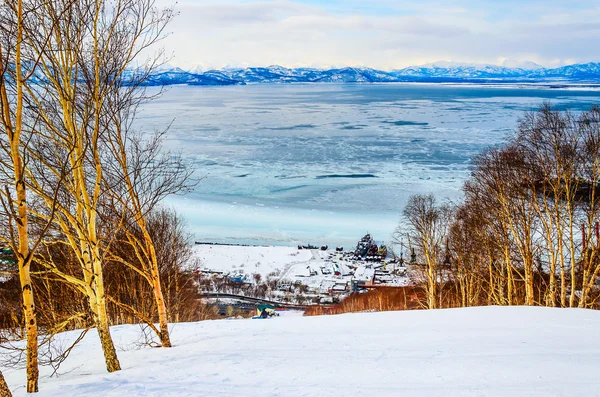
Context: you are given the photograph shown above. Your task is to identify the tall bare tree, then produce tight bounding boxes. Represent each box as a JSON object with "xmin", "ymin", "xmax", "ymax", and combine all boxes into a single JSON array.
[
  {"xmin": 0, "ymin": 0, "xmax": 40, "ymax": 391},
  {"xmin": 398, "ymin": 194, "xmax": 452, "ymax": 309},
  {"xmin": 21, "ymin": 0, "xmax": 173, "ymax": 372},
  {"xmin": 448, "ymin": 204, "xmax": 486, "ymax": 307},
  {"xmin": 92, "ymin": 0, "xmax": 178, "ymax": 348},
  {"xmin": 517, "ymin": 106, "xmax": 582, "ymax": 306},
  {"xmin": 105, "ymin": 207, "xmax": 200, "ymax": 329},
  {"xmin": 447, "ymin": 105, "xmax": 600, "ymax": 308},
  {"xmin": 467, "ymin": 145, "xmax": 541, "ymax": 305},
  {"xmin": 104, "ymin": 129, "xmax": 192, "ymax": 347},
  {"xmin": 514, "ymin": 105, "xmax": 600, "ymax": 307}
]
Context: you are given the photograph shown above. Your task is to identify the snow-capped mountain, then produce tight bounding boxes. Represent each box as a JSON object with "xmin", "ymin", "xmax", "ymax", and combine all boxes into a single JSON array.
[
  {"xmin": 392, "ymin": 62, "xmax": 600, "ymax": 81},
  {"xmin": 391, "ymin": 62, "xmax": 537, "ymax": 79},
  {"xmin": 140, "ymin": 62, "xmax": 600, "ymax": 86},
  {"xmin": 144, "ymin": 67, "xmax": 240, "ymax": 86},
  {"xmin": 528, "ymin": 62, "xmax": 600, "ymax": 79}
]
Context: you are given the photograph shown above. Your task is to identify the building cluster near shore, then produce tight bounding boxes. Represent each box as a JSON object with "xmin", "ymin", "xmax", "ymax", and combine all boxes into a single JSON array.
[{"xmin": 194, "ymin": 234, "xmax": 411, "ymax": 309}]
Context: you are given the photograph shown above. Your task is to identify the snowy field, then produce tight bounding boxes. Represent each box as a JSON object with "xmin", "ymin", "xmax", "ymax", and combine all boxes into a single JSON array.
[
  {"xmin": 191, "ymin": 244, "xmax": 409, "ymax": 297},
  {"xmin": 3, "ymin": 306, "xmax": 600, "ymax": 396},
  {"xmin": 192, "ymin": 244, "xmax": 313, "ymax": 278}
]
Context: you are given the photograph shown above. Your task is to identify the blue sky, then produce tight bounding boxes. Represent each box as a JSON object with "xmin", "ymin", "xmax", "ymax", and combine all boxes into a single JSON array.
[{"xmin": 153, "ymin": 0, "xmax": 600, "ymax": 69}]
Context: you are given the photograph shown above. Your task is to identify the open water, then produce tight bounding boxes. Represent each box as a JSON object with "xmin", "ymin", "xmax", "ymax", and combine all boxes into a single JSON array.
[{"xmin": 137, "ymin": 83, "xmax": 600, "ymax": 246}]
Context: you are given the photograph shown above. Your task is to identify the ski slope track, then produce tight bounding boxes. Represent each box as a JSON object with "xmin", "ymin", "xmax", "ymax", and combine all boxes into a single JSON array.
[{"xmin": 2, "ymin": 306, "xmax": 599, "ymax": 396}]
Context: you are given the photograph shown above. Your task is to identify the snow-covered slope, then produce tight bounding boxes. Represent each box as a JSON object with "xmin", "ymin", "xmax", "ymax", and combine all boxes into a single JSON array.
[
  {"xmin": 192, "ymin": 244, "xmax": 313, "ymax": 278},
  {"xmin": 138, "ymin": 62, "xmax": 600, "ymax": 85},
  {"xmin": 3, "ymin": 307, "xmax": 599, "ymax": 396}
]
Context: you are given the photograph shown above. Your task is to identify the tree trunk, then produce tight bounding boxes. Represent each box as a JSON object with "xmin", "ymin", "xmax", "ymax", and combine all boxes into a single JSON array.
[
  {"xmin": 557, "ymin": 219, "xmax": 566, "ymax": 307},
  {"xmin": 92, "ymin": 257, "xmax": 121, "ymax": 372},
  {"xmin": 545, "ymin": 233, "xmax": 557, "ymax": 307},
  {"xmin": 146, "ymin": 234, "xmax": 171, "ymax": 347},
  {"xmin": 15, "ymin": 172, "xmax": 38, "ymax": 393},
  {"xmin": 487, "ymin": 259, "xmax": 495, "ymax": 305},
  {"xmin": 92, "ymin": 296, "xmax": 121, "ymax": 372},
  {"xmin": 547, "ymin": 265, "xmax": 557, "ymax": 307},
  {"xmin": 82, "ymin": 244, "xmax": 121, "ymax": 373},
  {"xmin": 0, "ymin": 2, "xmax": 39, "ymax": 390},
  {"xmin": 560, "ymin": 258, "xmax": 567, "ymax": 307},
  {"xmin": 524, "ymin": 255, "xmax": 534, "ymax": 306},
  {"xmin": 569, "ymin": 240, "xmax": 577, "ymax": 308},
  {"xmin": 504, "ymin": 246, "xmax": 514, "ymax": 306},
  {"xmin": 426, "ymin": 261, "xmax": 437, "ymax": 309},
  {"xmin": 16, "ymin": 170, "xmax": 37, "ymax": 393},
  {"xmin": 153, "ymin": 274, "xmax": 172, "ymax": 348},
  {"xmin": 0, "ymin": 371, "xmax": 11, "ymax": 397},
  {"xmin": 20, "ymin": 273, "xmax": 38, "ymax": 393}
]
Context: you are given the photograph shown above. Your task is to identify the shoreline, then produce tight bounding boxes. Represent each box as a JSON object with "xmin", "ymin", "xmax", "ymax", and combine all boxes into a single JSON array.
[{"xmin": 194, "ymin": 241, "xmax": 272, "ymax": 248}]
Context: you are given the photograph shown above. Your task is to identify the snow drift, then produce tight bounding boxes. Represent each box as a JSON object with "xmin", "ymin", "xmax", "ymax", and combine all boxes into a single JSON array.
[
  {"xmin": 2, "ymin": 307, "xmax": 600, "ymax": 397},
  {"xmin": 2, "ymin": 306, "xmax": 599, "ymax": 396}
]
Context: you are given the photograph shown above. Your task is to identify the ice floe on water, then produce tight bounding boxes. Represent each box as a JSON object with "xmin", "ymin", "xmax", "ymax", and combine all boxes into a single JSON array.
[{"xmin": 138, "ymin": 84, "xmax": 600, "ymax": 246}]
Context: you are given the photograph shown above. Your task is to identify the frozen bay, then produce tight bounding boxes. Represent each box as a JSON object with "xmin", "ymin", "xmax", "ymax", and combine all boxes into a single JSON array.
[{"xmin": 137, "ymin": 83, "xmax": 600, "ymax": 246}]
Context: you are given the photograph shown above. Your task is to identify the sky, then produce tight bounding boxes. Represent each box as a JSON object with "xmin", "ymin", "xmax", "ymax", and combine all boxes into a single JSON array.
[{"xmin": 152, "ymin": 0, "xmax": 600, "ymax": 70}]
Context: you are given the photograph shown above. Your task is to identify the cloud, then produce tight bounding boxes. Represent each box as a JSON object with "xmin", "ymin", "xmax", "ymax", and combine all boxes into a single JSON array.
[{"xmin": 150, "ymin": 0, "xmax": 600, "ymax": 69}]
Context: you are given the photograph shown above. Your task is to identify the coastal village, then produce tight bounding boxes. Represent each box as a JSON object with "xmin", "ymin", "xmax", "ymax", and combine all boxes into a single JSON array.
[{"xmin": 193, "ymin": 234, "xmax": 411, "ymax": 312}]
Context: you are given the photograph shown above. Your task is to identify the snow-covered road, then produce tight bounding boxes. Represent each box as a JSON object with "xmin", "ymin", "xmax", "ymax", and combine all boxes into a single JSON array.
[{"xmin": 3, "ymin": 307, "xmax": 600, "ymax": 396}]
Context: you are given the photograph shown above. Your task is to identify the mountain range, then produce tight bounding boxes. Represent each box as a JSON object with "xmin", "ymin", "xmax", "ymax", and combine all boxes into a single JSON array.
[{"xmin": 142, "ymin": 62, "xmax": 600, "ymax": 86}]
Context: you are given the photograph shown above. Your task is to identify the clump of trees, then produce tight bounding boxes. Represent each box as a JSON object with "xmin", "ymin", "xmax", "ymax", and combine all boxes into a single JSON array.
[
  {"xmin": 398, "ymin": 105, "xmax": 600, "ymax": 310},
  {"xmin": 0, "ymin": 0, "xmax": 205, "ymax": 394},
  {"xmin": 304, "ymin": 286, "xmax": 423, "ymax": 316}
]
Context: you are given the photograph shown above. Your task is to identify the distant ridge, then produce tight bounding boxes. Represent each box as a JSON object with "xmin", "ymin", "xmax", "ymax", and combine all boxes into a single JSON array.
[{"xmin": 141, "ymin": 62, "xmax": 600, "ymax": 86}]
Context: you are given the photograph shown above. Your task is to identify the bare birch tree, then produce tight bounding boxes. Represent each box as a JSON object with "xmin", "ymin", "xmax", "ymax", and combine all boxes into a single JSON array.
[
  {"xmin": 446, "ymin": 105, "xmax": 600, "ymax": 308},
  {"xmin": 104, "ymin": 129, "xmax": 192, "ymax": 347},
  {"xmin": 399, "ymin": 194, "xmax": 452, "ymax": 309},
  {"xmin": 468, "ymin": 145, "xmax": 541, "ymax": 305},
  {"xmin": 20, "ymin": 0, "xmax": 172, "ymax": 372},
  {"xmin": 516, "ymin": 106, "xmax": 582, "ymax": 306},
  {"xmin": 514, "ymin": 105, "xmax": 600, "ymax": 307},
  {"xmin": 92, "ymin": 0, "xmax": 178, "ymax": 348},
  {"xmin": 0, "ymin": 0, "xmax": 41, "ymax": 391},
  {"xmin": 19, "ymin": 0, "xmax": 122, "ymax": 372},
  {"xmin": 448, "ymin": 204, "xmax": 486, "ymax": 307},
  {"xmin": 105, "ymin": 207, "xmax": 199, "ymax": 327}
]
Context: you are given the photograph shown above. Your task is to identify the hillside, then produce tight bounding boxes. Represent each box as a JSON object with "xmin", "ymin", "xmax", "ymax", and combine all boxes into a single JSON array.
[{"xmin": 2, "ymin": 307, "xmax": 599, "ymax": 396}]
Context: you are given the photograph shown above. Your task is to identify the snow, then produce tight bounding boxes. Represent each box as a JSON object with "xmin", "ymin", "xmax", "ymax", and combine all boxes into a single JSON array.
[
  {"xmin": 192, "ymin": 244, "xmax": 408, "ymax": 298},
  {"xmin": 2, "ymin": 306, "xmax": 600, "ymax": 396},
  {"xmin": 144, "ymin": 63, "xmax": 600, "ymax": 85},
  {"xmin": 192, "ymin": 244, "xmax": 313, "ymax": 278},
  {"xmin": 352, "ymin": 263, "xmax": 375, "ymax": 282}
]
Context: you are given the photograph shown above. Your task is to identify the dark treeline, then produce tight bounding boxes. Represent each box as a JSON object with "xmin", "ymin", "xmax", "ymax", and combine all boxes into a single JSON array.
[{"xmin": 400, "ymin": 104, "xmax": 600, "ymax": 310}]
